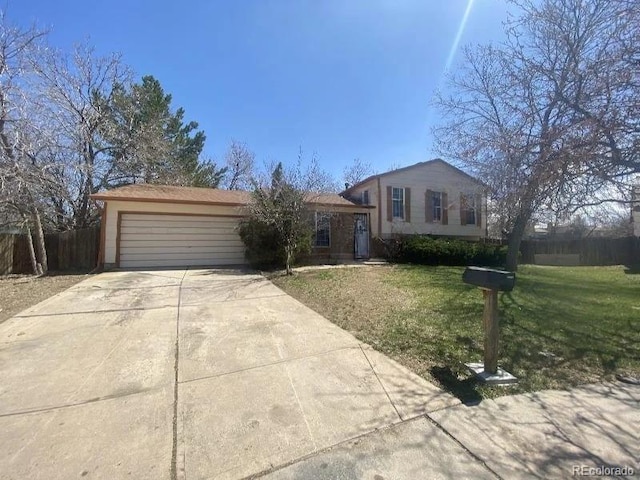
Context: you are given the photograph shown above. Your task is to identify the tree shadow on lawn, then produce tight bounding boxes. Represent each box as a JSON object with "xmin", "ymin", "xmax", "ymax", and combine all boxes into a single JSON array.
[
  {"xmin": 424, "ymin": 269, "xmax": 639, "ymax": 403},
  {"xmin": 623, "ymin": 264, "xmax": 640, "ymax": 275},
  {"xmin": 497, "ymin": 278, "xmax": 640, "ymax": 386}
]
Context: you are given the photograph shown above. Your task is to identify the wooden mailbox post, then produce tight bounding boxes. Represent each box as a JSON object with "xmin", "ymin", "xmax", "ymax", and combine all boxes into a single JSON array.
[{"xmin": 462, "ymin": 267, "xmax": 516, "ymax": 383}]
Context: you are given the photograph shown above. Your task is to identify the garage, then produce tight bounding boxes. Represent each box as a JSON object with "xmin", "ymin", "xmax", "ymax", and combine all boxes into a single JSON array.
[
  {"xmin": 118, "ymin": 213, "xmax": 245, "ymax": 268},
  {"xmin": 90, "ymin": 184, "xmax": 252, "ymax": 269}
]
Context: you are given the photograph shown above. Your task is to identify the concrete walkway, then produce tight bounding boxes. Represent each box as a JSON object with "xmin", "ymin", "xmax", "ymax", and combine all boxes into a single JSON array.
[{"xmin": 0, "ymin": 268, "xmax": 637, "ymax": 479}]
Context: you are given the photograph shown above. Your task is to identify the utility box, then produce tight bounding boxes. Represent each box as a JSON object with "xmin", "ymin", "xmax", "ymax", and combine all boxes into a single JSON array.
[{"xmin": 462, "ymin": 267, "xmax": 516, "ymax": 292}]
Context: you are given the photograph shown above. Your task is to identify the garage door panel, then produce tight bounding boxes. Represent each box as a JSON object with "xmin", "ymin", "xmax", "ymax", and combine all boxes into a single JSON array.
[
  {"xmin": 122, "ymin": 258, "xmax": 242, "ymax": 268},
  {"xmin": 121, "ymin": 251, "xmax": 245, "ymax": 261},
  {"xmin": 122, "ymin": 213, "xmax": 241, "ymax": 223},
  {"xmin": 120, "ymin": 246, "xmax": 245, "ymax": 256},
  {"xmin": 121, "ymin": 216, "xmax": 238, "ymax": 229},
  {"xmin": 121, "ymin": 226, "xmax": 239, "ymax": 235},
  {"xmin": 121, "ymin": 232, "xmax": 241, "ymax": 240},
  {"xmin": 119, "ymin": 213, "xmax": 246, "ymax": 268},
  {"xmin": 121, "ymin": 220, "xmax": 240, "ymax": 229},
  {"xmin": 119, "ymin": 238, "xmax": 242, "ymax": 247}
]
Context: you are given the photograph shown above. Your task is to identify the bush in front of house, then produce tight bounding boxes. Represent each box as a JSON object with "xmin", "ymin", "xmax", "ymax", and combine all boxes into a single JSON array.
[
  {"xmin": 394, "ymin": 235, "xmax": 507, "ymax": 267},
  {"xmin": 238, "ymin": 218, "xmax": 312, "ymax": 270}
]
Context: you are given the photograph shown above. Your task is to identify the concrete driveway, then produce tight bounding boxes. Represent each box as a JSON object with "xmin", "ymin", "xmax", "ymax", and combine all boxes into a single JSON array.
[{"xmin": 0, "ymin": 269, "xmax": 487, "ymax": 480}]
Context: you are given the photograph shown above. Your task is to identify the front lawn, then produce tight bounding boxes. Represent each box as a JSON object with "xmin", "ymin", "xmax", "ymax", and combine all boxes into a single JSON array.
[{"xmin": 272, "ymin": 265, "xmax": 640, "ymax": 402}]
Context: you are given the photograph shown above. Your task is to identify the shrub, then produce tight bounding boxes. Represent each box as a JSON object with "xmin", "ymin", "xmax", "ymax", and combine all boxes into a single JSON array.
[
  {"xmin": 371, "ymin": 236, "xmax": 402, "ymax": 261},
  {"xmin": 395, "ymin": 235, "xmax": 506, "ymax": 267},
  {"xmin": 238, "ymin": 218, "xmax": 312, "ymax": 270}
]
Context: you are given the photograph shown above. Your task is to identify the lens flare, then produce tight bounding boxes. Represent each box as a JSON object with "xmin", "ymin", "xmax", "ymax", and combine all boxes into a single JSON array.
[{"xmin": 444, "ymin": 0, "xmax": 475, "ymax": 72}]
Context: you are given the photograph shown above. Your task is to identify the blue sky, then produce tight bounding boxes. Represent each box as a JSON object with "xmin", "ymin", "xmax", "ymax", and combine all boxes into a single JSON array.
[{"xmin": 12, "ymin": 0, "xmax": 511, "ymax": 180}]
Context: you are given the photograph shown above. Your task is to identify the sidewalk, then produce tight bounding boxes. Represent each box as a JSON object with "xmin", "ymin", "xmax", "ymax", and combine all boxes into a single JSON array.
[{"xmin": 261, "ymin": 381, "xmax": 640, "ymax": 479}]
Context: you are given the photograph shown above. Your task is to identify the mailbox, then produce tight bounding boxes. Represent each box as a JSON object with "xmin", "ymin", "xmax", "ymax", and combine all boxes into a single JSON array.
[
  {"xmin": 462, "ymin": 266, "xmax": 517, "ymax": 383},
  {"xmin": 462, "ymin": 267, "xmax": 515, "ymax": 292}
]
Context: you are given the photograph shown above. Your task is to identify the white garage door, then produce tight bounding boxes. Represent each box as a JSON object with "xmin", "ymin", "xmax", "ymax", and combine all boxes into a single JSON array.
[{"xmin": 119, "ymin": 213, "xmax": 246, "ymax": 268}]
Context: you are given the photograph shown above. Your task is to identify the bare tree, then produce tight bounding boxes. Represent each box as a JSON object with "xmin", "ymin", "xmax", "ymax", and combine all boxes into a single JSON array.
[
  {"xmin": 222, "ymin": 140, "xmax": 255, "ymax": 190},
  {"xmin": 0, "ymin": 13, "xmax": 53, "ymax": 274},
  {"xmin": 34, "ymin": 43, "xmax": 132, "ymax": 229},
  {"xmin": 342, "ymin": 158, "xmax": 374, "ymax": 189},
  {"xmin": 243, "ymin": 149, "xmax": 338, "ymax": 274},
  {"xmin": 433, "ymin": 0, "xmax": 639, "ymax": 271}
]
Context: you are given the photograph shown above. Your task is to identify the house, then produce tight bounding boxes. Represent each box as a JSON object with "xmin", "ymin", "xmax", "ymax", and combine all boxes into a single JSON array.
[
  {"xmin": 90, "ymin": 184, "xmax": 373, "ymax": 269},
  {"xmin": 341, "ymin": 159, "xmax": 487, "ymax": 241}
]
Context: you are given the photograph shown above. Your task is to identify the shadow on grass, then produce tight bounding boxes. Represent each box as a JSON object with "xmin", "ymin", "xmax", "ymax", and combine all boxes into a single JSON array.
[{"xmin": 623, "ymin": 264, "xmax": 640, "ymax": 275}]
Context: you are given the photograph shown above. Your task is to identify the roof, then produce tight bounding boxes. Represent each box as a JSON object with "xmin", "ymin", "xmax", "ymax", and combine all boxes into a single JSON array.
[
  {"xmin": 89, "ymin": 183, "xmax": 365, "ymax": 208},
  {"xmin": 341, "ymin": 158, "xmax": 485, "ymax": 195}
]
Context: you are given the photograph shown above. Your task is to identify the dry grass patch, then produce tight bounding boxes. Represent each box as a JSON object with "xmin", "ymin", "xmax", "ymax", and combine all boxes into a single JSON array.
[
  {"xmin": 272, "ymin": 266, "xmax": 417, "ymax": 345},
  {"xmin": 0, "ymin": 273, "xmax": 90, "ymax": 323}
]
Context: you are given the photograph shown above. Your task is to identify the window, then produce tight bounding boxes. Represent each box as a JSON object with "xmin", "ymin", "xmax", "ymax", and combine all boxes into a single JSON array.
[
  {"xmin": 392, "ymin": 187, "xmax": 405, "ymax": 219},
  {"xmin": 362, "ymin": 190, "xmax": 370, "ymax": 205},
  {"xmin": 461, "ymin": 194, "xmax": 476, "ymax": 225},
  {"xmin": 432, "ymin": 191, "xmax": 442, "ymax": 222},
  {"xmin": 314, "ymin": 212, "xmax": 331, "ymax": 247}
]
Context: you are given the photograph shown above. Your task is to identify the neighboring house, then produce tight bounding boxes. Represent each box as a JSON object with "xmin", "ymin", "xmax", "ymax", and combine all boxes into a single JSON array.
[
  {"xmin": 90, "ymin": 184, "xmax": 372, "ymax": 269},
  {"xmin": 341, "ymin": 159, "xmax": 487, "ymax": 240}
]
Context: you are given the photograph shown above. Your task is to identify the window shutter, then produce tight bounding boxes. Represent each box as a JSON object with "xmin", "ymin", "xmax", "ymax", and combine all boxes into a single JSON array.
[
  {"xmin": 405, "ymin": 188, "xmax": 411, "ymax": 222},
  {"xmin": 425, "ymin": 189, "xmax": 433, "ymax": 223},
  {"xmin": 475, "ymin": 193, "xmax": 482, "ymax": 227},
  {"xmin": 460, "ymin": 193, "xmax": 467, "ymax": 225},
  {"xmin": 386, "ymin": 186, "xmax": 392, "ymax": 222},
  {"xmin": 442, "ymin": 192, "xmax": 448, "ymax": 225}
]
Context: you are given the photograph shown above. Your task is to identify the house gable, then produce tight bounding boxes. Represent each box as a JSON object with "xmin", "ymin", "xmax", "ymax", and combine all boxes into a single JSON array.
[{"xmin": 342, "ymin": 159, "xmax": 486, "ymax": 239}]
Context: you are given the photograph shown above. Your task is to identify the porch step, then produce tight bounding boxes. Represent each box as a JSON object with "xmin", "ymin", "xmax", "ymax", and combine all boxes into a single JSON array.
[{"xmin": 363, "ymin": 258, "xmax": 388, "ymax": 265}]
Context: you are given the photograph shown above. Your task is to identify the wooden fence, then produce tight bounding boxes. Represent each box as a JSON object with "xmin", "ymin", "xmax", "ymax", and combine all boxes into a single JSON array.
[
  {"xmin": 520, "ymin": 236, "xmax": 640, "ymax": 266},
  {"xmin": 0, "ymin": 227, "xmax": 100, "ymax": 275}
]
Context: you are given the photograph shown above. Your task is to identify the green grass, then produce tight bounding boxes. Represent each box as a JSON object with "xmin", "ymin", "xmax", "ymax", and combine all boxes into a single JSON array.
[{"xmin": 273, "ymin": 265, "xmax": 640, "ymax": 402}]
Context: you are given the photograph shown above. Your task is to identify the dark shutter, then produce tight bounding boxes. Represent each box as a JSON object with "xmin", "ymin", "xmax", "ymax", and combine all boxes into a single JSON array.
[
  {"xmin": 475, "ymin": 193, "xmax": 482, "ymax": 227},
  {"xmin": 442, "ymin": 192, "xmax": 448, "ymax": 225},
  {"xmin": 386, "ymin": 186, "xmax": 392, "ymax": 222},
  {"xmin": 405, "ymin": 188, "xmax": 411, "ymax": 222},
  {"xmin": 425, "ymin": 189, "xmax": 433, "ymax": 223}
]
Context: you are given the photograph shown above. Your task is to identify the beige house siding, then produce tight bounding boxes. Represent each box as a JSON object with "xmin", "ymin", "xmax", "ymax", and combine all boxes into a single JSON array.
[
  {"xmin": 103, "ymin": 200, "xmax": 245, "ymax": 266},
  {"xmin": 347, "ymin": 162, "xmax": 486, "ymax": 239}
]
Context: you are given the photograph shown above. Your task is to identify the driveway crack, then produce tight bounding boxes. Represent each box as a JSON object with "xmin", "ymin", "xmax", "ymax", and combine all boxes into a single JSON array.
[
  {"xmin": 171, "ymin": 269, "xmax": 188, "ymax": 480},
  {"xmin": 359, "ymin": 345, "xmax": 402, "ymax": 421}
]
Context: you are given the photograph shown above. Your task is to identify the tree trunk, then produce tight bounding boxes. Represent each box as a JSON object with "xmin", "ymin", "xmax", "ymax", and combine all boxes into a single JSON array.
[
  {"xmin": 32, "ymin": 208, "xmax": 48, "ymax": 275},
  {"xmin": 285, "ymin": 244, "xmax": 293, "ymax": 275},
  {"xmin": 505, "ymin": 213, "xmax": 529, "ymax": 272},
  {"xmin": 24, "ymin": 222, "xmax": 41, "ymax": 276}
]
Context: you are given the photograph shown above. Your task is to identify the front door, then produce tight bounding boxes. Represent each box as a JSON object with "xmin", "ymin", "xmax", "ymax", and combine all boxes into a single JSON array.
[{"xmin": 354, "ymin": 213, "xmax": 369, "ymax": 259}]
